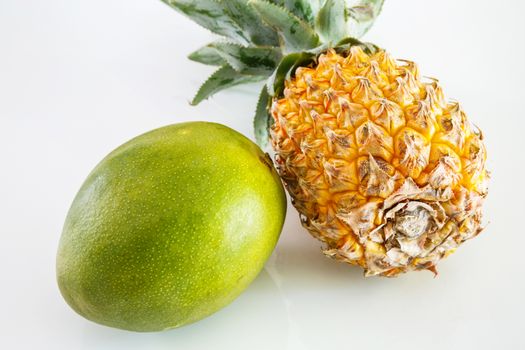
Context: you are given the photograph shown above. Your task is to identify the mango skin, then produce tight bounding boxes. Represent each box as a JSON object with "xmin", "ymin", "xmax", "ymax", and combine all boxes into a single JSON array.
[{"xmin": 56, "ymin": 122, "xmax": 286, "ymax": 332}]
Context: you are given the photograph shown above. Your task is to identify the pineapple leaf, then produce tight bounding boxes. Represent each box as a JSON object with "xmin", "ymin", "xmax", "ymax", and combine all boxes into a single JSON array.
[
  {"xmin": 161, "ymin": 0, "xmax": 249, "ymax": 45},
  {"xmin": 315, "ymin": 0, "xmax": 347, "ymax": 43},
  {"xmin": 191, "ymin": 65, "xmax": 263, "ymax": 105},
  {"xmin": 224, "ymin": 0, "xmax": 280, "ymax": 46},
  {"xmin": 210, "ymin": 42, "xmax": 282, "ymax": 76},
  {"xmin": 249, "ymin": 0, "xmax": 320, "ymax": 53},
  {"xmin": 253, "ymin": 85, "xmax": 271, "ymax": 148},
  {"xmin": 346, "ymin": 0, "xmax": 385, "ymax": 38},
  {"xmin": 335, "ymin": 37, "xmax": 380, "ymax": 55},
  {"xmin": 283, "ymin": 0, "xmax": 319, "ymax": 25},
  {"xmin": 188, "ymin": 45, "xmax": 226, "ymax": 66},
  {"xmin": 267, "ymin": 51, "xmax": 315, "ymax": 97}
]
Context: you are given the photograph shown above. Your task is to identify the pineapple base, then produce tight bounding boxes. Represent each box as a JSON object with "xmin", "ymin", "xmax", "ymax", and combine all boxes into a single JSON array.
[{"xmin": 320, "ymin": 177, "xmax": 484, "ymax": 277}]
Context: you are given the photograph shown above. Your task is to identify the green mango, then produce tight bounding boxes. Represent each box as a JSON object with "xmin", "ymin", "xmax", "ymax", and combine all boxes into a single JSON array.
[{"xmin": 56, "ymin": 122, "xmax": 286, "ymax": 332}]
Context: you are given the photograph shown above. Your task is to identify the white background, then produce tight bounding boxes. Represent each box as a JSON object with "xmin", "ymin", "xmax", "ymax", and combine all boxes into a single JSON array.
[{"xmin": 1, "ymin": 0, "xmax": 525, "ymax": 349}]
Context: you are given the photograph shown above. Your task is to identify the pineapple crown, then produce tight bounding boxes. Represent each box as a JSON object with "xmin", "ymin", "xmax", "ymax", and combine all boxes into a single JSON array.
[{"xmin": 160, "ymin": 0, "xmax": 384, "ymax": 145}]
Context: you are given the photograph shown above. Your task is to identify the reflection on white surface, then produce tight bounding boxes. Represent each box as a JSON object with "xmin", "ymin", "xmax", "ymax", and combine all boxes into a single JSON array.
[{"xmin": 78, "ymin": 269, "xmax": 288, "ymax": 350}]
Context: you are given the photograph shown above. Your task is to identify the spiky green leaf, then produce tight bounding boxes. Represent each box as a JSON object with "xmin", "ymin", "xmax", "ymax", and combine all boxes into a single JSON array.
[
  {"xmin": 224, "ymin": 0, "xmax": 279, "ymax": 46},
  {"xmin": 346, "ymin": 0, "xmax": 385, "ymax": 38},
  {"xmin": 161, "ymin": 0, "xmax": 249, "ymax": 44},
  {"xmin": 335, "ymin": 37, "xmax": 380, "ymax": 55},
  {"xmin": 267, "ymin": 51, "xmax": 315, "ymax": 97},
  {"xmin": 250, "ymin": 0, "xmax": 320, "ymax": 52},
  {"xmin": 254, "ymin": 85, "xmax": 271, "ymax": 147},
  {"xmin": 283, "ymin": 0, "xmax": 320, "ymax": 25},
  {"xmin": 315, "ymin": 0, "xmax": 347, "ymax": 43},
  {"xmin": 191, "ymin": 65, "xmax": 263, "ymax": 105},
  {"xmin": 210, "ymin": 42, "xmax": 282, "ymax": 76},
  {"xmin": 161, "ymin": 0, "xmax": 283, "ymax": 47},
  {"xmin": 188, "ymin": 45, "xmax": 226, "ymax": 66}
]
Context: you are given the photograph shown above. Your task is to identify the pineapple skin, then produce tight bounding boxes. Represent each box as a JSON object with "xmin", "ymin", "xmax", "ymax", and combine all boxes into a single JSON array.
[{"xmin": 270, "ymin": 48, "xmax": 488, "ymax": 277}]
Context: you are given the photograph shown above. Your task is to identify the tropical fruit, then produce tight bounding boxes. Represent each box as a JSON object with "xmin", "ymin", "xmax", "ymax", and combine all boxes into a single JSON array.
[
  {"xmin": 56, "ymin": 122, "xmax": 287, "ymax": 331},
  {"xmin": 163, "ymin": 0, "xmax": 489, "ymax": 276},
  {"xmin": 271, "ymin": 48, "xmax": 487, "ymax": 276}
]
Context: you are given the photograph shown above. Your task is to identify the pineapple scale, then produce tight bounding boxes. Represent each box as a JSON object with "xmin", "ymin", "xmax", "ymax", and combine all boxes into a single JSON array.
[{"xmin": 270, "ymin": 47, "xmax": 488, "ymax": 277}]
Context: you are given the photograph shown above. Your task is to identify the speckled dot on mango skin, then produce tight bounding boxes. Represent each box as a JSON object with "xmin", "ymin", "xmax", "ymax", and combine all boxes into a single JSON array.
[{"xmin": 56, "ymin": 122, "xmax": 287, "ymax": 332}]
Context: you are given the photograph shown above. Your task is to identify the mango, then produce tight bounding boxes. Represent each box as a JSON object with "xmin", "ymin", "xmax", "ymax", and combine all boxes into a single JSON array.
[{"xmin": 56, "ymin": 122, "xmax": 286, "ymax": 332}]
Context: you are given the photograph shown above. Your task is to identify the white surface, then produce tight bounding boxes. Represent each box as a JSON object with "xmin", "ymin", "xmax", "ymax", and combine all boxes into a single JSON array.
[{"xmin": 1, "ymin": 0, "xmax": 524, "ymax": 349}]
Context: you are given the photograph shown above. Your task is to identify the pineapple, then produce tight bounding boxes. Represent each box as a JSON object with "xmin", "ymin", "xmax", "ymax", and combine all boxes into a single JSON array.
[{"xmin": 161, "ymin": 0, "xmax": 489, "ymax": 276}]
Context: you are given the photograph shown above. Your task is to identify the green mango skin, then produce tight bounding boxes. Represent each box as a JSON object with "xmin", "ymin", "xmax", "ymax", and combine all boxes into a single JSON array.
[{"xmin": 56, "ymin": 122, "xmax": 286, "ymax": 332}]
